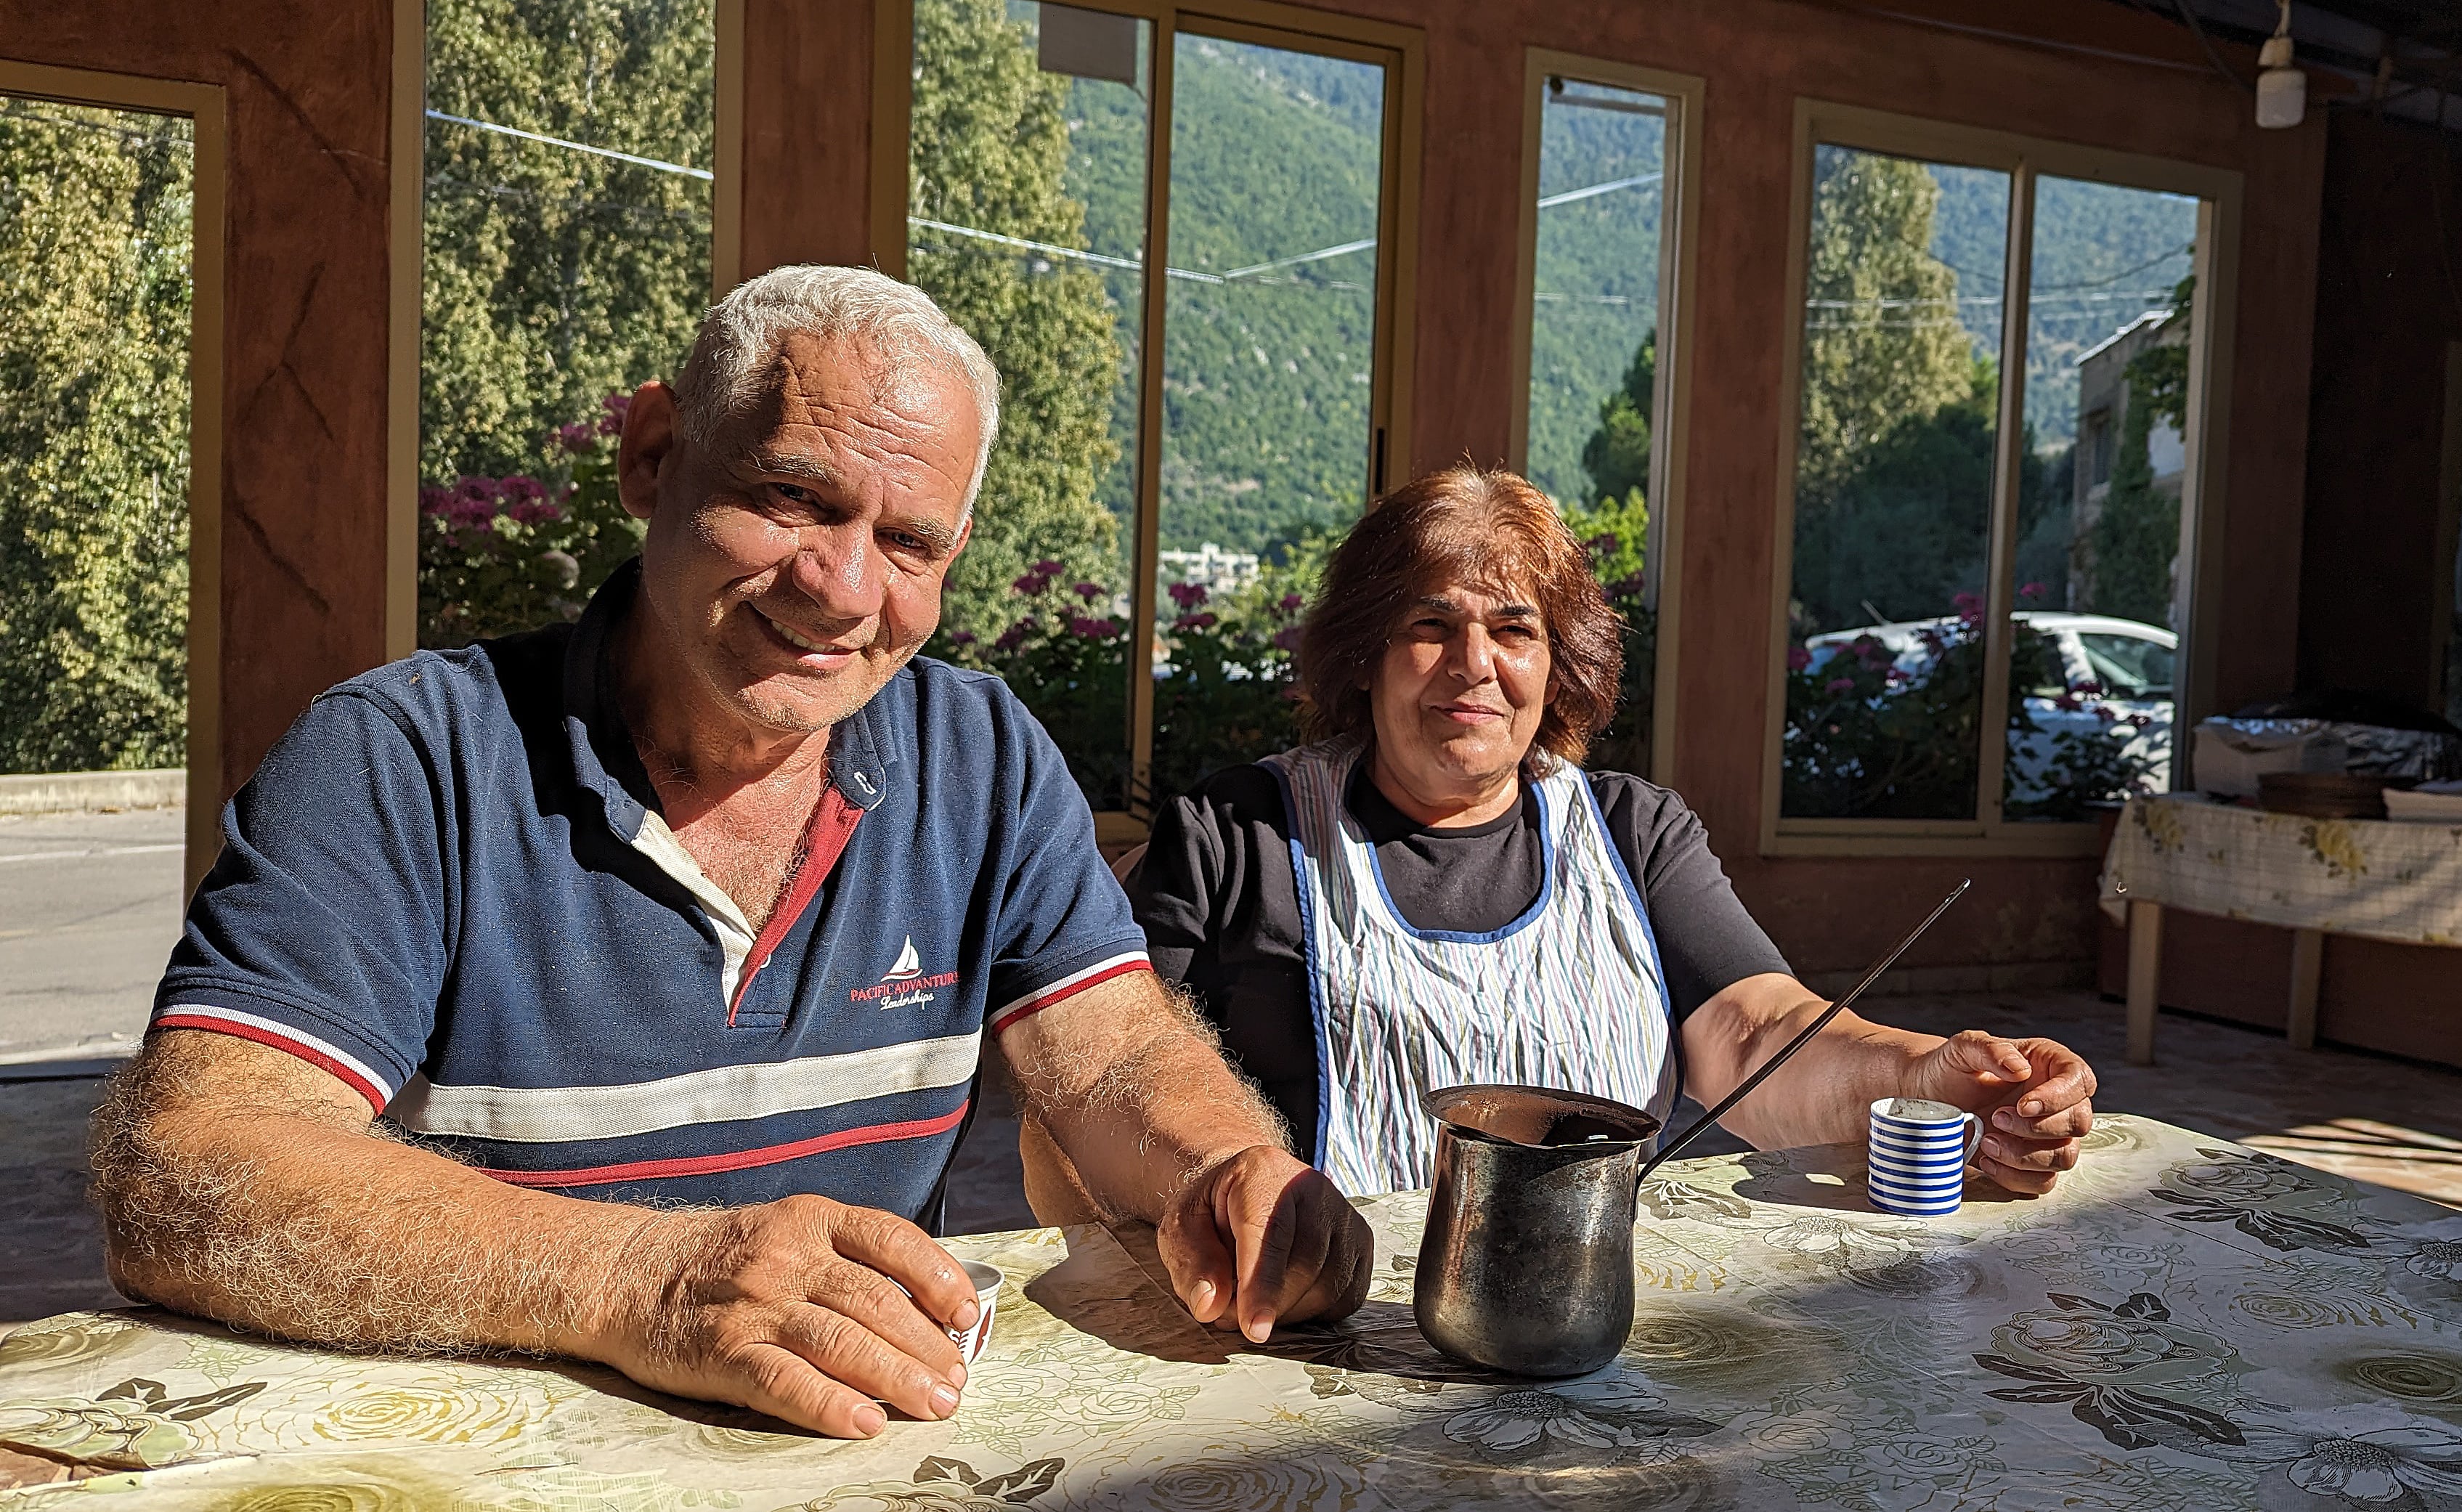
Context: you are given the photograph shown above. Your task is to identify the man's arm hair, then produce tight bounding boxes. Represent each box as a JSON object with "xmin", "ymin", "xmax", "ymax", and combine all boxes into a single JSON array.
[
  {"xmin": 996, "ymin": 971, "xmax": 1288, "ymax": 1224},
  {"xmin": 89, "ymin": 1028, "xmax": 674, "ymax": 1356}
]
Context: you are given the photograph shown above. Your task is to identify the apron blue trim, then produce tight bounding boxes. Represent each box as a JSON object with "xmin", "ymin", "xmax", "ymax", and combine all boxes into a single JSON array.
[
  {"xmin": 1359, "ymin": 779, "xmax": 1559, "ymax": 945},
  {"xmin": 1578, "ymin": 771, "xmax": 1686, "ymax": 1111},
  {"xmin": 1263, "ymin": 756, "xmax": 1333, "ymax": 1169}
]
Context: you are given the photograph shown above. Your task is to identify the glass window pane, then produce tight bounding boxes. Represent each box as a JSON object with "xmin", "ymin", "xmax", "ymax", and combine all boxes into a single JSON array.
[
  {"xmin": 1782, "ymin": 147, "xmax": 2009, "ymax": 821},
  {"xmin": 1150, "ymin": 32, "xmax": 1386, "ymax": 802},
  {"xmin": 909, "ymin": 0, "xmax": 1152, "ymax": 810},
  {"xmin": 0, "ymin": 96, "xmax": 193, "ymax": 1060},
  {"xmin": 1524, "ymin": 74, "xmax": 1667, "ymax": 776},
  {"xmin": 2004, "ymin": 176, "xmax": 2198, "ymax": 821},
  {"xmin": 419, "ymin": 0, "xmax": 714, "ymax": 649}
]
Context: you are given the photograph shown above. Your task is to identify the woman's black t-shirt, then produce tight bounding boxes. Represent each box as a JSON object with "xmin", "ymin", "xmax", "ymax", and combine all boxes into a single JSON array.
[{"xmin": 1123, "ymin": 763, "xmax": 1792, "ymax": 1150}]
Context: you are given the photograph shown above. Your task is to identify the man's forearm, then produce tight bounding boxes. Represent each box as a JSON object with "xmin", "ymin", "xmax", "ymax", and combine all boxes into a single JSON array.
[
  {"xmin": 1680, "ymin": 975, "xmax": 1937, "ymax": 1150},
  {"xmin": 92, "ymin": 1039, "xmax": 679, "ymax": 1359},
  {"xmin": 1002, "ymin": 975, "xmax": 1287, "ymax": 1224}
]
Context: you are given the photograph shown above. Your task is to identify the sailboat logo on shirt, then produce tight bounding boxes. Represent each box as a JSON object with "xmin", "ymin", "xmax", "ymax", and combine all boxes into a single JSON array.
[
  {"xmin": 884, "ymin": 935, "xmax": 922, "ymax": 982},
  {"xmin": 851, "ymin": 935, "xmax": 959, "ymax": 1009}
]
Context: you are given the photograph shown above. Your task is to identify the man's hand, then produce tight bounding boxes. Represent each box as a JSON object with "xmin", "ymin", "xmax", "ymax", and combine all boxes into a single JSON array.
[
  {"xmin": 1155, "ymin": 1145, "xmax": 1373, "ymax": 1344},
  {"xmin": 600, "ymin": 1195, "xmax": 980, "ymax": 1439},
  {"xmin": 1903, "ymin": 1030, "xmax": 2097, "ymax": 1195}
]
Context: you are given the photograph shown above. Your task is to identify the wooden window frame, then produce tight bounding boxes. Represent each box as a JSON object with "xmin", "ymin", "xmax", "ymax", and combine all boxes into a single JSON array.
[
  {"xmin": 1506, "ymin": 50, "xmax": 1702, "ymax": 784},
  {"xmin": 0, "ymin": 60, "xmax": 229, "ymax": 897},
  {"xmin": 1759, "ymin": 99, "xmax": 2242, "ymax": 860},
  {"xmin": 875, "ymin": 0, "xmax": 1423, "ymax": 835}
]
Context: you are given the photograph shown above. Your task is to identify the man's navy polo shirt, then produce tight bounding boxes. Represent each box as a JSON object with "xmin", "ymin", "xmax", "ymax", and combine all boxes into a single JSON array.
[{"xmin": 153, "ymin": 561, "xmax": 1151, "ymax": 1225}]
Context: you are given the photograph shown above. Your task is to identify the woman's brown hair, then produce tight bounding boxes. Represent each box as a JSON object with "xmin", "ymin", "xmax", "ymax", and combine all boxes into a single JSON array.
[{"xmin": 1295, "ymin": 466, "xmax": 1625, "ymax": 765}]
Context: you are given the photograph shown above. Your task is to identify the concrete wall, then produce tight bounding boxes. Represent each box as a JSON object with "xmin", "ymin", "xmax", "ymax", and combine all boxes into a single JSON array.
[
  {"xmin": 1, "ymin": 0, "xmax": 397, "ymax": 820},
  {"xmin": 2298, "ymin": 113, "xmax": 2462, "ymax": 712},
  {"xmin": 2, "ymin": 0, "xmax": 2336, "ymax": 984}
]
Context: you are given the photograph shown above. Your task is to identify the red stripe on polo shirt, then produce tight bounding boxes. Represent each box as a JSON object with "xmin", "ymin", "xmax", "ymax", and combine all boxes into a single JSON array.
[
  {"xmin": 986, "ymin": 955, "xmax": 1153, "ymax": 1035},
  {"xmin": 154, "ymin": 1012, "xmax": 390, "ymax": 1113},
  {"xmin": 474, "ymin": 1100, "xmax": 970, "ymax": 1189},
  {"xmin": 728, "ymin": 784, "xmax": 864, "ymax": 1026}
]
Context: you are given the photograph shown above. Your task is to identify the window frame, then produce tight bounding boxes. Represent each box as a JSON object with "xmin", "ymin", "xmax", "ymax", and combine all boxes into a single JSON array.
[
  {"xmin": 1505, "ymin": 50, "xmax": 1702, "ymax": 783},
  {"xmin": 1758, "ymin": 99, "xmax": 2241, "ymax": 859},
  {"xmin": 0, "ymin": 60, "xmax": 229, "ymax": 896},
  {"xmin": 875, "ymin": 0, "xmax": 1424, "ymax": 831}
]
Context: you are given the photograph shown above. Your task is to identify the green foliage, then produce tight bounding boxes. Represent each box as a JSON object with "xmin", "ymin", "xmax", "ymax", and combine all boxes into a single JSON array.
[
  {"xmin": 421, "ymin": 0, "xmax": 713, "ymax": 489},
  {"xmin": 1580, "ymin": 332, "xmax": 1654, "ymax": 509},
  {"xmin": 1524, "ymin": 88, "xmax": 1664, "ymax": 506},
  {"xmin": 1782, "ymin": 611, "xmax": 2134, "ymax": 820},
  {"xmin": 1150, "ymin": 38, "xmax": 1385, "ymax": 554},
  {"xmin": 2089, "ymin": 388, "xmax": 2177, "ymax": 627},
  {"xmin": 909, "ymin": 0, "xmax": 1126, "ymax": 645},
  {"xmin": 2078, "ymin": 274, "xmax": 2193, "ymax": 627},
  {"xmin": 1792, "ymin": 360, "xmax": 2046, "ymax": 634},
  {"xmin": 0, "ymin": 99, "xmax": 192, "ymax": 773},
  {"xmin": 1057, "ymin": 35, "xmax": 1384, "ymax": 557},
  {"xmin": 926, "ymin": 564, "xmax": 1307, "ymax": 809},
  {"xmin": 1556, "ymin": 333, "xmax": 1658, "ymax": 776},
  {"xmin": 418, "ymin": 397, "xmax": 646, "ymax": 647},
  {"xmin": 1796, "ymin": 149, "xmax": 1980, "ymax": 500}
]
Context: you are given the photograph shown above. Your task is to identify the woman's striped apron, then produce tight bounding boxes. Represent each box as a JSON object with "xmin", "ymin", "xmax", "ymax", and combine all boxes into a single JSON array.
[{"xmin": 1262, "ymin": 738, "xmax": 1678, "ymax": 1195}]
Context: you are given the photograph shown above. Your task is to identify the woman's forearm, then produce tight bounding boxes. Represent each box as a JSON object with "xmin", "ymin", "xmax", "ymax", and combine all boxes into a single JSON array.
[{"xmin": 1677, "ymin": 973, "xmax": 1939, "ymax": 1150}]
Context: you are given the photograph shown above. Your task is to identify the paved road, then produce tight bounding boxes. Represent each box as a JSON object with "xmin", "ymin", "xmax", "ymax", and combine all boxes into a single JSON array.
[{"xmin": 0, "ymin": 805, "xmax": 185, "ymax": 1062}]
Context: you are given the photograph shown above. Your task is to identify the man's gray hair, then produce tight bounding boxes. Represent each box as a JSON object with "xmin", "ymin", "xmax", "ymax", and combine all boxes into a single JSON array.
[{"xmin": 674, "ymin": 265, "xmax": 1002, "ymax": 508}]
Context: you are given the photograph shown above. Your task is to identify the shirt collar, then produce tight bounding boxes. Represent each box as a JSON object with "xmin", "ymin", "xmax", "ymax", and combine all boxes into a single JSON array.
[{"xmin": 558, "ymin": 558, "xmax": 900, "ymax": 841}]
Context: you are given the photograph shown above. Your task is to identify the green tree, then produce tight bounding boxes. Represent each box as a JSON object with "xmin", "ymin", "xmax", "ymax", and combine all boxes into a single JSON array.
[
  {"xmin": 0, "ymin": 99, "xmax": 192, "ymax": 773},
  {"xmin": 1792, "ymin": 358, "xmax": 2041, "ymax": 632},
  {"xmin": 909, "ymin": 0, "xmax": 1126, "ymax": 640},
  {"xmin": 421, "ymin": 0, "xmax": 714, "ymax": 488},
  {"xmin": 2088, "ymin": 275, "xmax": 2193, "ymax": 626},
  {"xmin": 1795, "ymin": 150, "xmax": 1978, "ymax": 499},
  {"xmin": 1580, "ymin": 330, "xmax": 1654, "ymax": 508}
]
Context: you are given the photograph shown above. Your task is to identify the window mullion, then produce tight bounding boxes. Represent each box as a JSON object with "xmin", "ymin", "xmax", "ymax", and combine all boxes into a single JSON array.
[
  {"xmin": 1124, "ymin": 9, "xmax": 1177, "ymax": 821},
  {"xmin": 1976, "ymin": 160, "xmax": 2036, "ymax": 832}
]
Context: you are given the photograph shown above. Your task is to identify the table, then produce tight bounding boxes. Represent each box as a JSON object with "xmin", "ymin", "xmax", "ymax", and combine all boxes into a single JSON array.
[
  {"xmin": 6, "ymin": 1116, "xmax": 2461, "ymax": 1508},
  {"xmin": 2100, "ymin": 793, "xmax": 2462, "ymax": 1065}
]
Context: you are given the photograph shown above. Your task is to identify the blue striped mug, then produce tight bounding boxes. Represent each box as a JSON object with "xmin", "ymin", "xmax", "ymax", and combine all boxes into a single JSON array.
[{"xmin": 1866, "ymin": 1097, "xmax": 1982, "ymax": 1216}]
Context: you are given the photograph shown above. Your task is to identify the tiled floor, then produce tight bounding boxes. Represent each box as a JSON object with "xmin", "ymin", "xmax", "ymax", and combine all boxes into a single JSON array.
[{"xmin": 8, "ymin": 988, "xmax": 2456, "ymax": 1331}]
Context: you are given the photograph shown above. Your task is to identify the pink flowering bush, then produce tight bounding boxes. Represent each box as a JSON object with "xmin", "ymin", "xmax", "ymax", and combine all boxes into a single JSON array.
[
  {"xmin": 419, "ymin": 394, "xmax": 646, "ymax": 647},
  {"xmin": 927, "ymin": 568, "xmax": 1309, "ymax": 809}
]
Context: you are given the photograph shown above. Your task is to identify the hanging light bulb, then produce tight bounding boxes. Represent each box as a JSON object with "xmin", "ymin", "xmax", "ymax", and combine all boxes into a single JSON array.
[{"xmin": 2256, "ymin": 0, "xmax": 2307, "ymax": 129}]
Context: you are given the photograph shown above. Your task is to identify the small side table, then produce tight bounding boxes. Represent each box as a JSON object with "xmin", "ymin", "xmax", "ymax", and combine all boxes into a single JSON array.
[
  {"xmin": 2103, "ymin": 793, "xmax": 2462, "ymax": 1066},
  {"xmin": 2124, "ymin": 901, "xmax": 2324, "ymax": 1065}
]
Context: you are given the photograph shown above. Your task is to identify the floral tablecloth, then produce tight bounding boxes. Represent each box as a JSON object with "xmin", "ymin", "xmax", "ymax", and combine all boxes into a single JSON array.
[
  {"xmin": 6, "ymin": 1115, "xmax": 2462, "ymax": 1508},
  {"xmin": 2101, "ymin": 792, "xmax": 2462, "ymax": 946}
]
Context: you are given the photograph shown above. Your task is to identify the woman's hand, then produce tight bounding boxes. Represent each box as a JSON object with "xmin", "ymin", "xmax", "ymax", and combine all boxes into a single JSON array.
[{"xmin": 1901, "ymin": 1030, "xmax": 2097, "ymax": 1195}]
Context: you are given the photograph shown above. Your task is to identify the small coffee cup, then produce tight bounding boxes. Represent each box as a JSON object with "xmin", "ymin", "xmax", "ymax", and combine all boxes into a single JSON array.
[
  {"xmin": 1866, "ymin": 1097, "xmax": 1981, "ymax": 1217},
  {"xmin": 948, "ymin": 1260, "xmax": 1004, "ymax": 1365}
]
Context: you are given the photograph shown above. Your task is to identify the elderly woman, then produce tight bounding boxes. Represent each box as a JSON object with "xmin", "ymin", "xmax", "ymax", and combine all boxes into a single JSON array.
[{"xmin": 1102, "ymin": 466, "xmax": 2097, "ymax": 1201}]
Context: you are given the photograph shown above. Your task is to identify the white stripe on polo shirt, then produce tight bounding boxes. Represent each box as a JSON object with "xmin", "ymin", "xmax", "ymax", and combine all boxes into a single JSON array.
[
  {"xmin": 154, "ymin": 1004, "xmax": 397, "ymax": 1110},
  {"xmin": 987, "ymin": 948, "xmax": 1150, "ymax": 1032},
  {"xmin": 386, "ymin": 1032, "xmax": 981, "ymax": 1144}
]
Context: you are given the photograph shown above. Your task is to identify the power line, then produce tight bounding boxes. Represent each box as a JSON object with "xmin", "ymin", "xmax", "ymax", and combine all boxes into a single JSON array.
[
  {"xmin": 1537, "ymin": 171, "xmax": 1660, "ymax": 209},
  {"xmin": 424, "ymin": 110, "xmax": 710, "ymax": 180}
]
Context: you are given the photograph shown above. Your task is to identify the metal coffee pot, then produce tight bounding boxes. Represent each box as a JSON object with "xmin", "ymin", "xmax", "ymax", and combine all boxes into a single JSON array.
[
  {"xmin": 1413, "ymin": 1084, "xmax": 1662, "ymax": 1378},
  {"xmin": 1413, "ymin": 881, "xmax": 1975, "ymax": 1378}
]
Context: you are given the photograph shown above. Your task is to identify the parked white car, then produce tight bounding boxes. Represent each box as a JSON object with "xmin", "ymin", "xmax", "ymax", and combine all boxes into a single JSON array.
[{"xmin": 1804, "ymin": 611, "xmax": 2176, "ymax": 802}]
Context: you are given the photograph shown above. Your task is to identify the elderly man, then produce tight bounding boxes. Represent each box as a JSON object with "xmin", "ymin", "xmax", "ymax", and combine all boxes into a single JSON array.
[{"xmin": 92, "ymin": 265, "xmax": 1370, "ymax": 1439}]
